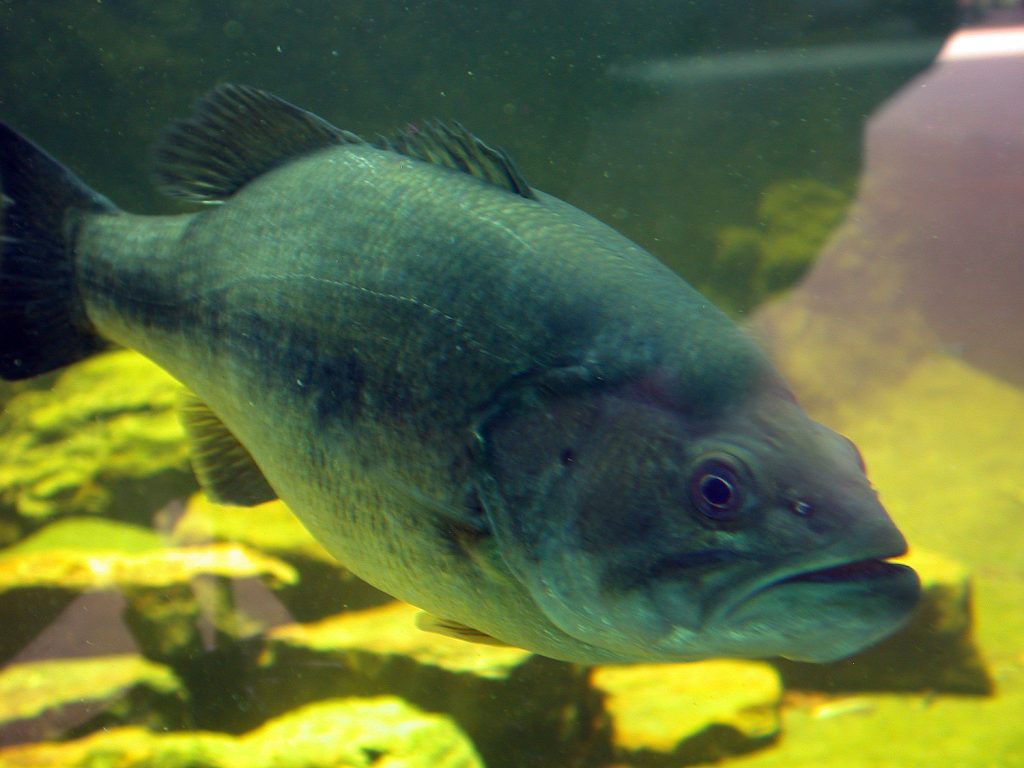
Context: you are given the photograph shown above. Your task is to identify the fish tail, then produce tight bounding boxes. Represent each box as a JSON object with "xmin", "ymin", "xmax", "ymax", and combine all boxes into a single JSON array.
[{"xmin": 0, "ymin": 122, "xmax": 119, "ymax": 380}]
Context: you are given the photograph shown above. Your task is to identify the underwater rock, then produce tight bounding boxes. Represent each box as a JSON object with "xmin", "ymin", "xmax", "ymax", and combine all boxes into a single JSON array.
[
  {"xmin": 235, "ymin": 696, "xmax": 484, "ymax": 768},
  {"xmin": 0, "ymin": 518, "xmax": 165, "ymax": 665},
  {"xmin": 253, "ymin": 602, "xmax": 607, "ymax": 768},
  {"xmin": 592, "ymin": 660, "xmax": 781, "ymax": 766},
  {"xmin": 773, "ymin": 547, "xmax": 992, "ymax": 694},
  {"xmin": 173, "ymin": 494, "xmax": 391, "ymax": 621},
  {"xmin": 0, "ymin": 654, "xmax": 187, "ymax": 746},
  {"xmin": 3, "ymin": 517, "xmax": 166, "ymax": 557},
  {"xmin": 0, "ymin": 350, "xmax": 196, "ymax": 539},
  {"xmin": 0, "ymin": 528, "xmax": 296, "ymax": 667},
  {"xmin": 0, "ymin": 374, "xmax": 56, "ymax": 425},
  {"xmin": 0, "ymin": 696, "xmax": 483, "ymax": 768},
  {"xmin": 0, "ymin": 540, "xmax": 295, "ymax": 594},
  {"xmin": 0, "ymin": 586, "xmax": 74, "ymax": 670},
  {"xmin": 752, "ymin": 31, "xmax": 1024, "ymax": 397}
]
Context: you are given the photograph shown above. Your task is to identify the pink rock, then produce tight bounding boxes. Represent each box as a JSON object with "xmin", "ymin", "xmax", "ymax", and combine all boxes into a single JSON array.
[{"xmin": 755, "ymin": 14, "xmax": 1024, "ymax": 397}]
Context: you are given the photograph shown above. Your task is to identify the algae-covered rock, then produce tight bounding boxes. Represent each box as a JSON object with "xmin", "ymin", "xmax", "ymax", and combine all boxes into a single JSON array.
[
  {"xmin": 0, "ymin": 518, "xmax": 165, "ymax": 665},
  {"xmin": 0, "ymin": 654, "xmax": 187, "ymax": 744},
  {"xmin": 728, "ymin": 685, "xmax": 1024, "ymax": 768},
  {"xmin": 0, "ymin": 542, "xmax": 295, "ymax": 593},
  {"xmin": 712, "ymin": 179, "xmax": 851, "ymax": 313},
  {"xmin": 236, "ymin": 697, "xmax": 484, "ymax": 768},
  {"xmin": 773, "ymin": 547, "xmax": 992, "ymax": 694},
  {"xmin": 2, "ymin": 517, "xmax": 165, "ymax": 557},
  {"xmin": 0, "ymin": 374, "xmax": 56, "ymax": 419},
  {"xmin": 0, "ymin": 530, "xmax": 296, "ymax": 666},
  {"xmin": 173, "ymin": 494, "xmax": 391, "ymax": 621},
  {"xmin": 254, "ymin": 602, "xmax": 607, "ymax": 768},
  {"xmin": 592, "ymin": 660, "xmax": 781, "ymax": 766},
  {"xmin": 0, "ymin": 696, "xmax": 483, "ymax": 768},
  {"xmin": 0, "ymin": 350, "xmax": 195, "ymax": 538},
  {"xmin": 173, "ymin": 495, "xmax": 328, "ymax": 562}
]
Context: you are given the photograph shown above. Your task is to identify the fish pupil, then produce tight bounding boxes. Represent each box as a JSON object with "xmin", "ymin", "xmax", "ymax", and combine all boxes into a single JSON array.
[{"xmin": 700, "ymin": 475, "xmax": 733, "ymax": 507}]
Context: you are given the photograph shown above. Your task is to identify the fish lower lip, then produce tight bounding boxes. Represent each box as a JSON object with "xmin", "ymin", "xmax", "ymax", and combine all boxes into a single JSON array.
[{"xmin": 776, "ymin": 558, "xmax": 907, "ymax": 585}]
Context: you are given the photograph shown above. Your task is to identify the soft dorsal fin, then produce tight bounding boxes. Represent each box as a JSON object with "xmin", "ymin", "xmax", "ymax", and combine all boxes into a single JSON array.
[
  {"xmin": 179, "ymin": 392, "xmax": 278, "ymax": 506},
  {"xmin": 415, "ymin": 612, "xmax": 513, "ymax": 647},
  {"xmin": 377, "ymin": 121, "xmax": 534, "ymax": 199},
  {"xmin": 155, "ymin": 83, "xmax": 362, "ymax": 203}
]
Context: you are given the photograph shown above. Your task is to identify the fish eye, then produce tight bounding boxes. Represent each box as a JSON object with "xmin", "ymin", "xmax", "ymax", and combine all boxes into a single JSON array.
[{"xmin": 690, "ymin": 459, "xmax": 742, "ymax": 521}]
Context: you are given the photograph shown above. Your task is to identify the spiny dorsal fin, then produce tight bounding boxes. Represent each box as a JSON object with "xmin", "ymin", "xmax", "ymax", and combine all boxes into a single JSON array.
[
  {"xmin": 415, "ymin": 612, "xmax": 513, "ymax": 647},
  {"xmin": 377, "ymin": 121, "xmax": 534, "ymax": 199},
  {"xmin": 155, "ymin": 84, "xmax": 362, "ymax": 203},
  {"xmin": 179, "ymin": 392, "xmax": 278, "ymax": 506}
]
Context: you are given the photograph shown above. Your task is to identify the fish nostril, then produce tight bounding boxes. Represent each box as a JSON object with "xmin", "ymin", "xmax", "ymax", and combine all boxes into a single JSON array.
[{"xmin": 792, "ymin": 500, "xmax": 814, "ymax": 517}]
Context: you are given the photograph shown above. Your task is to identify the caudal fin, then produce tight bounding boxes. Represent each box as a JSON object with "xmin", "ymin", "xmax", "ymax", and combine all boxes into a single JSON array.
[{"xmin": 0, "ymin": 123, "xmax": 118, "ymax": 380}]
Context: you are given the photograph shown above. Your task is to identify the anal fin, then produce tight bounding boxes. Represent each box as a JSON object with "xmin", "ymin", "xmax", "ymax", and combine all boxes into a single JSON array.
[
  {"xmin": 415, "ymin": 612, "xmax": 513, "ymax": 647},
  {"xmin": 179, "ymin": 392, "xmax": 278, "ymax": 506}
]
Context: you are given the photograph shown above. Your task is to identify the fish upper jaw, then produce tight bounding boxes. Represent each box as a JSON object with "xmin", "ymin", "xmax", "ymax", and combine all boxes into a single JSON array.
[
  {"xmin": 708, "ymin": 516, "xmax": 911, "ymax": 624},
  {"xmin": 668, "ymin": 512, "xmax": 919, "ymax": 663}
]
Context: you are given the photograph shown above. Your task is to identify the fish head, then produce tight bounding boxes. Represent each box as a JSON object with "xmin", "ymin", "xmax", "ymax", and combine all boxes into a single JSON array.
[{"xmin": 477, "ymin": 374, "xmax": 920, "ymax": 663}]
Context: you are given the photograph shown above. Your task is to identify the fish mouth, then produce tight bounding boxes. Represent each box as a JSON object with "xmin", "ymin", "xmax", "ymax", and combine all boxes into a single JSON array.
[
  {"xmin": 648, "ymin": 550, "xmax": 910, "ymax": 588},
  {"xmin": 641, "ymin": 551, "xmax": 912, "ymax": 603},
  {"xmin": 772, "ymin": 556, "xmax": 910, "ymax": 586},
  {"xmin": 707, "ymin": 544, "xmax": 916, "ymax": 626}
]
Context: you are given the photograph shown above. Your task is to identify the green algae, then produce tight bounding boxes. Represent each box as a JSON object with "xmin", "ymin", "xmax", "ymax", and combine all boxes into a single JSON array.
[
  {"xmin": 0, "ymin": 543, "xmax": 296, "ymax": 593},
  {"xmin": 742, "ymin": 346, "xmax": 1024, "ymax": 766},
  {"xmin": 830, "ymin": 353, "xmax": 1024, "ymax": 574},
  {"xmin": 0, "ymin": 519, "xmax": 171, "ymax": 665},
  {"xmin": 0, "ymin": 535, "xmax": 297, "ymax": 664},
  {"xmin": 713, "ymin": 179, "xmax": 852, "ymax": 313},
  {"xmin": 258, "ymin": 603, "xmax": 604, "ymax": 768},
  {"xmin": 774, "ymin": 547, "xmax": 991, "ymax": 694},
  {"xmin": 265, "ymin": 602, "xmax": 533, "ymax": 677},
  {"xmin": 0, "ymin": 350, "xmax": 195, "ymax": 535},
  {"xmin": 0, "ymin": 518, "xmax": 164, "ymax": 559},
  {"xmin": 593, "ymin": 660, "xmax": 781, "ymax": 765},
  {"xmin": 237, "ymin": 697, "xmax": 484, "ymax": 768},
  {"xmin": 172, "ymin": 494, "xmax": 391, "ymax": 620},
  {"xmin": 173, "ymin": 495, "xmax": 331, "ymax": 563},
  {"xmin": 729, "ymin": 689, "xmax": 1024, "ymax": 768},
  {"xmin": 0, "ymin": 654, "xmax": 187, "ymax": 740},
  {"xmin": 823, "ymin": 352, "xmax": 1024, "ymax": 685},
  {"xmin": 0, "ymin": 697, "xmax": 484, "ymax": 768}
]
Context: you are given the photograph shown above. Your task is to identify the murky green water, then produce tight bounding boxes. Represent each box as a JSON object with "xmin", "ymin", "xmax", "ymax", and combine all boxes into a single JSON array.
[{"xmin": 1, "ymin": 2, "xmax": 1022, "ymax": 766}]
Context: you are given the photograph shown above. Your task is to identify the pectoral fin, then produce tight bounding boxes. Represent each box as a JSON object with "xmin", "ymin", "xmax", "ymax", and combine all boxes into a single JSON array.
[
  {"xmin": 415, "ymin": 612, "xmax": 513, "ymax": 647},
  {"xmin": 179, "ymin": 393, "xmax": 278, "ymax": 506}
]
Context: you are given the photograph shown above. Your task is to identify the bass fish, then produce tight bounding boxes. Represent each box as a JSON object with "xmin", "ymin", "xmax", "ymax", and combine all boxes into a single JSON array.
[{"xmin": 0, "ymin": 85, "xmax": 918, "ymax": 663}]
